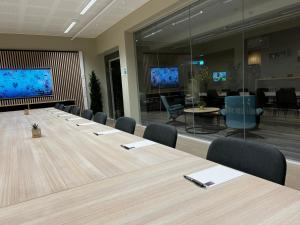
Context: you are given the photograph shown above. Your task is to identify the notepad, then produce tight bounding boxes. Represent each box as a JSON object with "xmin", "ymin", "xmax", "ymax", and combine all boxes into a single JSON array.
[
  {"xmin": 76, "ymin": 122, "xmax": 96, "ymax": 126},
  {"xmin": 94, "ymin": 129, "xmax": 121, "ymax": 135},
  {"xmin": 185, "ymin": 165, "xmax": 244, "ymax": 188},
  {"xmin": 121, "ymin": 140, "xmax": 155, "ymax": 150},
  {"xmin": 66, "ymin": 117, "xmax": 82, "ymax": 121}
]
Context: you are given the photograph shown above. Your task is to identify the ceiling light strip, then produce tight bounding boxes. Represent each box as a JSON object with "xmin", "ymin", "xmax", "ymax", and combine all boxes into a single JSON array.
[
  {"xmin": 64, "ymin": 22, "xmax": 77, "ymax": 33},
  {"xmin": 80, "ymin": 0, "xmax": 97, "ymax": 15},
  {"xmin": 71, "ymin": 0, "xmax": 118, "ymax": 40}
]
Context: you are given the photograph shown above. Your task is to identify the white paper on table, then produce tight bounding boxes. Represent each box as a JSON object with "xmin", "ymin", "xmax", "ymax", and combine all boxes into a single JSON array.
[
  {"xmin": 121, "ymin": 140, "xmax": 155, "ymax": 150},
  {"xmin": 94, "ymin": 129, "xmax": 121, "ymax": 135},
  {"xmin": 58, "ymin": 114, "xmax": 71, "ymax": 117},
  {"xmin": 76, "ymin": 122, "xmax": 96, "ymax": 126},
  {"xmin": 185, "ymin": 165, "xmax": 244, "ymax": 188},
  {"xmin": 66, "ymin": 117, "xmax": 82, "ymax": 121}
]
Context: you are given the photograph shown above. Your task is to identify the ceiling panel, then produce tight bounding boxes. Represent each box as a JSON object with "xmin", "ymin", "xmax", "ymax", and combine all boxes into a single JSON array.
[{"xmin": 0, "ymin": 0, "xmax": 151, "ymax": 38}]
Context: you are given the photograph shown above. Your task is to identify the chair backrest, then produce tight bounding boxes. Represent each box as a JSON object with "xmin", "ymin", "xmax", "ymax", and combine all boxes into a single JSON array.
[
  {"xmin": 54, "ymin": 103, "xmax": 60, "ymax": 109},
  {"xmin": 143, "ymin": 123, "xmax": 177, "ymax": 148},
  {"xmin": 276, "ymin": 88, "xmax": 297, "ymax": 109},
  {"xmin": 256, "ymin": 88, "xmax": 268, "ymax": 108},
  {"xmin": 160, "ymin": 96, "xmax": 170, "ymax": 110},
  {"xmin": 81, "ymin": 109, "xmax": 93, "ymax": 120},
  {"xmin": 225, "ymin": 96, "xmax": 257, "ymax": 129},
  {"xmin": 207, "ymin": 89, "xmax": 219, "ymax": 98},
  {"xmin": 207, "ymin": 137, "xmax": 287, "ymax": 185},
  {"xmin": 71, "ymin": 106, "xmax": 81, "ymax": 116},
  {"xmin": 115, "ymin": 117, "xmax": 136, "ymax": 134},
  {"xmin": 63, "ymin": 105, "xmax": 72, "ymax": 113},
  {"xmin": 94, "ymin": 112, "xmax": 107, "ymax": 125},
  {"xmin": 58, "ymin": 104, "xmax": 64, "ymax": 110}
]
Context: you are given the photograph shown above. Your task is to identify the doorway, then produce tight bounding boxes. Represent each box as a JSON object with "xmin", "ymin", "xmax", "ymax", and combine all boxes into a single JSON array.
[{"xmin": 105, "ymin": 52, "xmax": 124, "ymax": 119}]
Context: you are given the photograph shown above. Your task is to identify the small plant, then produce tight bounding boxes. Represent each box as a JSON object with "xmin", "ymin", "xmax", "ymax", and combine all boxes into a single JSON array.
[{"xmin": 32, "ymin": 123, "xmax": 39, "ymax": 129}]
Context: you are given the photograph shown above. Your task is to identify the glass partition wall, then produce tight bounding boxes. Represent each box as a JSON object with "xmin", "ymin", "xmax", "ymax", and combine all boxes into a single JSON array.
[{"xmin": 135, "ymin": 0, "xmax": 300, "ymax": 161}]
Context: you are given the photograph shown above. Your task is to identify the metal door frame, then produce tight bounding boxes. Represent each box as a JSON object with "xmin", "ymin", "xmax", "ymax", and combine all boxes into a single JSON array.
[{"xmin": 108, "ymin": 57, "xmax": 120, "ymax": 120}]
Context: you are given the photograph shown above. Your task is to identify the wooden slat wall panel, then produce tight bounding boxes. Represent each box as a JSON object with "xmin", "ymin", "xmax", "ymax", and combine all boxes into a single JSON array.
[{"xmin": 0, "ymin": 50, "xmax": 84, "ymax": 110}]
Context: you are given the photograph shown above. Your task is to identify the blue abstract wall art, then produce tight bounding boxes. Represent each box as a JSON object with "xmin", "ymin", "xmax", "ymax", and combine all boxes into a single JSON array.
[{"xmin": 0, "ymin": 69, "xmax": 53, "ymax": 99}]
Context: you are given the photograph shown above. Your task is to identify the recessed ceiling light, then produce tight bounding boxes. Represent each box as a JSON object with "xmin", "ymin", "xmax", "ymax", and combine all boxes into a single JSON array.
[
  {"xmin": 80, "ymin": 0, "xmax": 97, "ymax": 15},
  {"xmin": 64, "ymin": 22, "xmax": 76, "ymax": 33}
]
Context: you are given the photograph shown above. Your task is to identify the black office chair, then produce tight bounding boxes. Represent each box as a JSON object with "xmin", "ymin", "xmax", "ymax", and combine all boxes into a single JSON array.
[
  {"xmin": 54, "ymin": 103, "xmax": 60, "ymax": 109},
  {"xmin": 58, "ymin": 104, "xmax": 64, "ymax": 110},
  {"xmin": 207, "ymin": 137, "xmax": 287, "ymax": 185},
  {"xmin": 63, "ymin": 105, "xmax": 72, "ymax": 113},
  {"xmin": 115, "ymin": 117, "xmax": 136, "ymax": 134},
  {"xmin": 143, "ymin": 123, "xmax": 178, "ymax": 148},
  {"xmin": 256, "ymin": 88, "xmax": 269, "ymax": 108},
  {"xmin": 206, "ymin": 89, "xmax": 224, "ymax": 108},
  {"xmin": 276, "ymin": 88, "xmax": 299, "ymax": 115},
  {"xmin": 71, "ymin": 106, "xmax": 81, "ymax": 116},
  {"xmin": 94, "ymin": 112, "xmax": 107, "ymax": 125},
  {"xmin": 81, "ymin": 109, "xmax": 93, "ymax": 120}
]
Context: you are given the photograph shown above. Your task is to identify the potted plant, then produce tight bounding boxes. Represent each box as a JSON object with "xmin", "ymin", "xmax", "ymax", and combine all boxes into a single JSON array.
[
  {"xmin": 32, "ymin": 123, "xmax": 42, "ymax": 138},
  {"xmin": 89, "ymin": 71, "xmax": 103, "ymax": 115},
  {"xmin": 198, "ymin": 100, "xmax": 207, "ymax": 110}
]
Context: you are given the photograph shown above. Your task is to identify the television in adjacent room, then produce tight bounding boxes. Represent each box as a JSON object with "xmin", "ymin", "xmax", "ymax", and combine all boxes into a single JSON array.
[
  {"xmin": 213, "ymin": 72, "xmax": 227, "ymax": 82},
  {"xmin": 0, "ymin": 69, "xmax": 53, "ymax": 99},
  {"xmin": 150, "ymin": 67, "xmax": 179, "ymax": 88}
]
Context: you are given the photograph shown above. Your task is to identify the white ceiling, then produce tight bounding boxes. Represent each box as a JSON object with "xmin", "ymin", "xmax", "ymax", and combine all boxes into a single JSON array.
[{"xmin": 0, "ymin": 0, "xmax": 150, "ymax": 38}]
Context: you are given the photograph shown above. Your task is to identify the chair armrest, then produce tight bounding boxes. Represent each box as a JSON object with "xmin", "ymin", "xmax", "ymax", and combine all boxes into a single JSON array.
[
  {"xmin": 256, "ymin": 108, "xmax": 264, "ymax": 116},
  {"xmin": 220, "ymin": 109, "xmax": 226, "ymax": 116}
]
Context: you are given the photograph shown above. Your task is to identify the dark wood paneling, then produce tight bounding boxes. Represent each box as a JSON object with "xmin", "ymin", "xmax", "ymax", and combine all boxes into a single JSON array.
[{"xmin": 0, "ymin": 50, "xmax": 84, "ymax": 110}]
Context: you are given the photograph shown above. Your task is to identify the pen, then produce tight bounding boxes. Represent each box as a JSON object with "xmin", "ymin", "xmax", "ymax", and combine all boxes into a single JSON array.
[
  {"xmin": 120, "ymin": 145, "xmax": 135, "ymax": 150},
  {"xmin": 183, "ymin": 175, "xmax": 207, "ymax": 188}
]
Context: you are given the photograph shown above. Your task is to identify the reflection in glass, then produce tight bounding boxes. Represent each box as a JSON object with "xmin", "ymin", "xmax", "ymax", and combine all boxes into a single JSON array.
[{"xmin": 134, "ymin": 0, "xmax": 300, "ymax": 161}]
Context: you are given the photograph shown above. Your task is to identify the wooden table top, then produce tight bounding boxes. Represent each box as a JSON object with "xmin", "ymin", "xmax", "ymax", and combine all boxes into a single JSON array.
[
  {"xmin": 0, "ymin": 108, "xmax": 299, "ymax": 224},
  {"xmin": 184, "ymin": 107, "xmax": 220, "ymax": 114}
]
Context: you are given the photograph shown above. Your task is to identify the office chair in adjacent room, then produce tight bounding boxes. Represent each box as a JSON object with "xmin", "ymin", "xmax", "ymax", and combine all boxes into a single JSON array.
[
  {"xmin": 94, "ymin": 112, "xmax": 107, "ymax": 125},
  {"xmin": 160, "ymin": 95, "xmax": 184, "ymax": 124},
  {"xmin": 143, "ymin": 123, "xmax": 178, "ymax": 148},
  {"xmin": 207, "ymin": 137, "xmax": 287, "ymax": 185},
  {"xmin": 276, "ymin": 88, "xmax": 299, "ymax": 116},
  {"xmin": 115, "ymin": 117, "xmax": 136, "ymax": 134},
  {"xmin": 220, "ymin": 96, "xmax": 263, "ymax": 136}
]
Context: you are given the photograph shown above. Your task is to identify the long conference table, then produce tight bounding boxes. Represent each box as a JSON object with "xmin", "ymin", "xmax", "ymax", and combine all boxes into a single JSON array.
[{"xmin": 0, "ymin": 108, "xmax": 300, "ymax": 224}]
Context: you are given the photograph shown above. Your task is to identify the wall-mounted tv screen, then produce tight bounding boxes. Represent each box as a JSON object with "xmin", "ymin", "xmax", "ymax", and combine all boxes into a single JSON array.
[
  {"xmin": 213, "ymin": 72, "xmax": 227, "ymax": 82},
  {"xmin": 151, "ymin": 67, "xmax": 179, "ymax": 88},
  {"xmin": 0, "ymin": 69, "xmax": 53, "ymax": 99}
]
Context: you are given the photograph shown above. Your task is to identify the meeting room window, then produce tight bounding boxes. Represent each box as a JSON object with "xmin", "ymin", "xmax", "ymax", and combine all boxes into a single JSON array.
[{"xmin": 134, "ymin": 0, "xmax": 300, "ymax": 161}]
